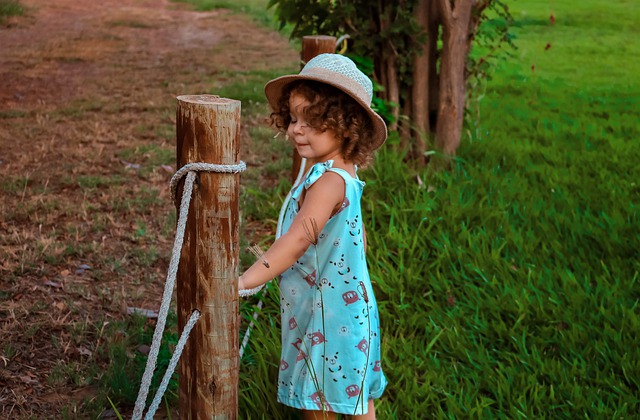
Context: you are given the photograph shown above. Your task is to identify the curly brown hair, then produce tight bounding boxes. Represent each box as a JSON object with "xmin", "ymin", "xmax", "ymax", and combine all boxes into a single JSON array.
[{"xmin": 270, "ymin": 80, "xmax": 377, "ymax": 168}]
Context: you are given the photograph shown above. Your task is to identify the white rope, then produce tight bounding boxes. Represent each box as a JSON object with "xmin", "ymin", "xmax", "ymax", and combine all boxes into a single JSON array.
[
  {"xmin": 239, "ymin": 300, "xmax": 263, "ymax": 360},
  {"xmin": 144, "ymin": 309, "xmax": 200, "ymax": 420},
  {"xmin": 170, "ymin": 161, "xmax": 246, "ymax": 206},
  {"xmin": 238, "ymin": 158, "xmax": 308, "ymax": 360},
  {"xmin": 133, "ymin": 161, "xmax": 246, "ymax": 420}
]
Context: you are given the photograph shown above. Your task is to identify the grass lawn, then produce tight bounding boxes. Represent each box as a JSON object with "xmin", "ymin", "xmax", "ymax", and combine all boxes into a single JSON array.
[{"xmin": 238, "ymin": 0, "xmax": 639, "ymax": 418}]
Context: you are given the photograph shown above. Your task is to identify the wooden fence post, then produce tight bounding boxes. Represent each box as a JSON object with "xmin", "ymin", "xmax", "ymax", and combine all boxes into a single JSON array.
[
  {"xmin": 291, "ymin": 35, "xmax": 337, "ymax": 182},
  {"xmin": 175, "ymin": 95, "xmax": 241, "ymax": 419}
]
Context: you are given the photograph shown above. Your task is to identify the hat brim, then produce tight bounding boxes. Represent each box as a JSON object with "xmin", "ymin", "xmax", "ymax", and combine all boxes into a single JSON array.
[{"xmin": 265, "ymin": 74, "xmax": 387, "ymax": 151}]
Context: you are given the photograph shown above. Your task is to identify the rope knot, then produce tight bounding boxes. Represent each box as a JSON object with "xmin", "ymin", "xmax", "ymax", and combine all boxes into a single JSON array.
[{"xmin": 170, "ymin": 161, "xmax": 246, "ymax": 205}]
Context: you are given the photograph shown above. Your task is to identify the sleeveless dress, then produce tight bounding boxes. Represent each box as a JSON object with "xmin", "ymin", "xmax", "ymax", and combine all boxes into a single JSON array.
[{"xmin": 277, "ymin": 160, "xmax": 387, "ymax": 415}]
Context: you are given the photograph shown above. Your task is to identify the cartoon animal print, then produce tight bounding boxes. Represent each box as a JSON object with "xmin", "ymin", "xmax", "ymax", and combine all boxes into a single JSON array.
[
  {"xmin": 319, "ymin": 277, "xmax": 335, "ymax": 289},
  {"xmin": 291, "ymin": 338, "xmax": 303, "ymax": 351},
  {"xmin": 337, "ymin": 325, "xmax": 351, "ymax": 336},
  {"xmin": 287, "ymin": 383, "xmax": 300, "ymax": 399},
  {"xmin": 333, "ymin": 196, "xmax": 350, "ymax": 217},
  {"xmin": 345, "ymin": 384, "xmax": 361, "ymax": 398},
  {"xmin": 342, "ymin": 290, "xmax": 359, "ymax": 305},
  {"xmin": 324, "ymin": 351, "xmax": 339, "ymax": 366},
  {"xmin": 279, "ymin": 380, "xmax": 300, "ymax": 399},
  {"xmin": 344, "ymin": 274, "xmax": 357, "ymax": 285},
  {"xmin": 311, "ymin": 391, "xmax": 333, "ymax": 411},
  {"xmin": 355, "ymin": 338, "xmax": 369, "ymax": 354},
  {"xmin": 358, "ymin": 280, "xmax": 369, "ymax": 302},
  {"xmin": 307, "ymin": 330, "xmax": 327, "ymax": 347},
  {"xmin": 373, "ymin": 360, "xmax": 381, "ymax": 372},
  {"xmin": 324, "ymin": 352, "xmax": 346, "ymax": 382},
  {"xmin": 288, "ymin": 317, "xmax": 297, "ymax": 330},
  {"xmin": 329, "ymin": 254, "xmax": 351, "ymax": 276},
  {"xmin": 354, "ymin": 306, "xmax": 370, "ymax": 325},
  {"xmin": 329, "ymin": 254, "xmax": 345, "ymax": 268},
  {"xmin": 346, "ymin": 215, "xmax": 363, "ymax": 246},
  {"xmin": 280, "ymin": 360, "xmax": 289, "ymax": 371},
  {"xmin": 303, "ymin": 269, "xmax": 316, "ymax": 287}
]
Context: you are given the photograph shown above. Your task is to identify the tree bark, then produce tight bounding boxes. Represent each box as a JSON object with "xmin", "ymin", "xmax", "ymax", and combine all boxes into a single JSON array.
[
  {"xmin": 427, "ymin": 0, "xmax": 440, "ymax": 135},
  {"xmin": 385, "ymin": 47, "xmax": 400, "ymax": 132},
  {"xmin": 411, "ymin": 0, "xmax": 430, "ymax": 162},
  {"xmin": 435, "ymin": 0, "xmax": 474, "ymax": 157}
]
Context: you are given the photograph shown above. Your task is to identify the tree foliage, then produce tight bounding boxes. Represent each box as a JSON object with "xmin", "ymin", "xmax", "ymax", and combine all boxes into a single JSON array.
[{"xmin": 268, "ymin": 0, "xmax": 512, "ymax": 165}]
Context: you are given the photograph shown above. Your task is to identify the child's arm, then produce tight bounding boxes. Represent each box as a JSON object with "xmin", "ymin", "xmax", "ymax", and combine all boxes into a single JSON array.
[{"xmin": 239, "ymin": 172, "xmax": 345, "ymax": 290}]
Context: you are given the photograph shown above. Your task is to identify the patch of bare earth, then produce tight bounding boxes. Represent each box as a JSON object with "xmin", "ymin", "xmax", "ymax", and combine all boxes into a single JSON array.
[{"xmin": 0, "ymin": 0, "xmax": 297, "ymax": 417}]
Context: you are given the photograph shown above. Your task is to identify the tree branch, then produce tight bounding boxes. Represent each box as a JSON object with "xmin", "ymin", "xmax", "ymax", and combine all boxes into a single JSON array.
[{"xmin": 437, "ymin": 0, "xmax": 452, "ymax": 26}]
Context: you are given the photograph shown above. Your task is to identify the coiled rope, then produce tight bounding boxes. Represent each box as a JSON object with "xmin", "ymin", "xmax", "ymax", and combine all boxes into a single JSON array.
[{"xmin": 132, "ymin": 161, "xmax": 246, "ymax": 420}]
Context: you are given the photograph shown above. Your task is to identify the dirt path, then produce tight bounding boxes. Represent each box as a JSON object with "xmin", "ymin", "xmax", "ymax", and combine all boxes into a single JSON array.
[{"xmin": 0, "ymin": 0, "xmax": 296, "ymax": 417}]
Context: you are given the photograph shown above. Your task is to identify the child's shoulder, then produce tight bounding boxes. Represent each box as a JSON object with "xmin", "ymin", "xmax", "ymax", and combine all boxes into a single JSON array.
[{"xmin": 304, "ymin": 160, "xmax": 357, "ymax": 189}]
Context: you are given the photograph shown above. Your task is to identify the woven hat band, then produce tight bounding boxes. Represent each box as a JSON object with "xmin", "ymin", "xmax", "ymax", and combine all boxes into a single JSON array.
[{"xmin": 299, "ymin": 67, "xmax": 372, "ymax": 106}]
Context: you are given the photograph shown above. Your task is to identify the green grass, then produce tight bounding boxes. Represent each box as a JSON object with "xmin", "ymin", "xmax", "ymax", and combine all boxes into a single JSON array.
[
  {"xmin": 171, "ymin": 0, "xmax": 280, "ymax": 28},
  {"xmin": 209, "ymin": 68, "xmax": 296, "ymax": 117},
  {"xmin": 0, "ymin": 0, "xmax": 23, "ymax": 22},
  {"xmin": 237, "ymin": 0, "xmax": 640, "ymax": 417}
]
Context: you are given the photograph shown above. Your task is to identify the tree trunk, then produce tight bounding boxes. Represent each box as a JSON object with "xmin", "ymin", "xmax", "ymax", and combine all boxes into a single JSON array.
[
  {"xmin": 435, "ymin": 0, "xmax": 473, "ymax": 157},
  {"xmin": 411, "ymin": 0, "xmax": 430, "ymax": 162},
  {"xmin": 427, "ymin": 0, "xmax": 440, "ymax": 135},
  {"xmin": 385, "ymin": 48, "xmax": 400, "ymax": 132},
  {"xmin": 399, "ymin": 96, "xmax": 412, "ymax": 152}
]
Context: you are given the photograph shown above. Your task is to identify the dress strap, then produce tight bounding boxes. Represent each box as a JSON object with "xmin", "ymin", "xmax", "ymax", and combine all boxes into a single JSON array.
[
  {"xmin": 291, "ymin": 160, "xmax": 334, "ymax": 202},
  {"xmin": 291, "ymin": 160, "xmax": 364, "ymax": 202}
]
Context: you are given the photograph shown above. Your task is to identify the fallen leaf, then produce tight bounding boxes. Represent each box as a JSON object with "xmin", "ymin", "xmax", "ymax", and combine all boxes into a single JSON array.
[
  {"xmin": 127, "ymin": 307, "xmax": 159, "ymax": 318},
  {"xmin": 121, "ymin": 160, "xmax": 140, "ymax": 169},
  {"xmin": 19, "ymin": 374, "xmax": 37, "ymax": 384},
  {"xmin": 78, "ymin": 346, "xmax": 92, "ymax": 357},
  {"xmin": 43, "ymin": 279, "xmax": 63, "ymax": 288}
]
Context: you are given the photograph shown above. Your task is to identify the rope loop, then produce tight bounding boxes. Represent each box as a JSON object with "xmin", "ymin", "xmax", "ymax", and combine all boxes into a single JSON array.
[{"xmin": 170, "ymin": 161, "xmax": 246, "ymax": 205}]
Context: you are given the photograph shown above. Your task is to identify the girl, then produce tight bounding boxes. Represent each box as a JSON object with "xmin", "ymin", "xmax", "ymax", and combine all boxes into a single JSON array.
[{"xmin": 239, "ymin": 54, "xmax": 387, "ymax": 419}]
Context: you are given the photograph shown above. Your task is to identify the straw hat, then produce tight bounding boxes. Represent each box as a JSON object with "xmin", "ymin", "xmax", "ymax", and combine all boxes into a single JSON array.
[{"xmin": 264, "ymin": 53, "xmax": 387, "ymax": 150}]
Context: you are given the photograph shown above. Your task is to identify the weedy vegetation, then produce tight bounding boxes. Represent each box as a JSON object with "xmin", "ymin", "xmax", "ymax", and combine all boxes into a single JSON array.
[
  {"xmin": 0, "ymin": 0, "xmax": 23, "ymax": 23},
  {"xmin": 236, "ymin": 0, "xmax": 640, "ymax": 418}
]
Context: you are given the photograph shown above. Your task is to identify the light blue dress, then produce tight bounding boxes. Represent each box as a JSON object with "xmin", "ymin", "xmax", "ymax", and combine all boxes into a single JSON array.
[{"xmin": 277, "ymin": 160, "xmax": 387, "ymax": 415}]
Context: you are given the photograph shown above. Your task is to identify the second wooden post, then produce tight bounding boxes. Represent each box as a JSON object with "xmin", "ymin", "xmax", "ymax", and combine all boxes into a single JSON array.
[{"xmin": 176, "ymin": 95, "xmax": 241, "ymax": 419}]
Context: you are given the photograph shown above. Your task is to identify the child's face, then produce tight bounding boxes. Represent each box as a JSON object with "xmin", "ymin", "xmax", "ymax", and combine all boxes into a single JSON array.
[{"xmin": 287, "ymin": 92, "xmax": 342, "ymax": 165}]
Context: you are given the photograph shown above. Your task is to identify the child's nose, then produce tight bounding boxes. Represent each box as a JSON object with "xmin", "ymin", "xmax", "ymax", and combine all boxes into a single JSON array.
[{"xmin": 290, "ymin": 120, "xmax": 308, "ymax": 134}]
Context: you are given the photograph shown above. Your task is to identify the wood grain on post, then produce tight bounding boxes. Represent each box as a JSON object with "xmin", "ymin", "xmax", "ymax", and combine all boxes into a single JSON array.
[
  {"xmin": 291, "ymin": 35, "xmax": 337, "ymax": 182},
  {"xmin": 176, "ymin": 95, "xmax": 241, "ymax": 419}
]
